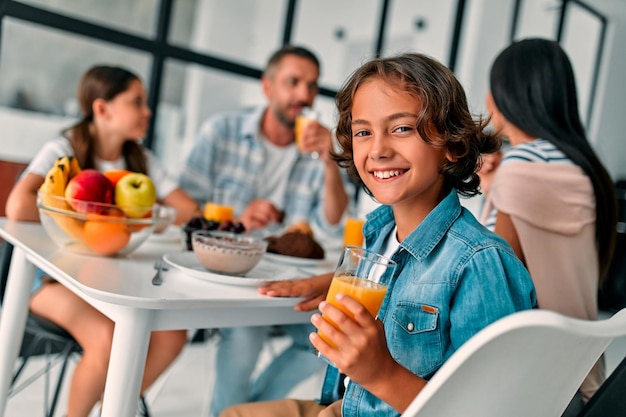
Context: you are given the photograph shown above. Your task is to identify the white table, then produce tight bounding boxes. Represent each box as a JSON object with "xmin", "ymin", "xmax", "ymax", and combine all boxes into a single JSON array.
[{"xmin": 0, "ymin": 219, "xmax": 338, "ymax": 417}]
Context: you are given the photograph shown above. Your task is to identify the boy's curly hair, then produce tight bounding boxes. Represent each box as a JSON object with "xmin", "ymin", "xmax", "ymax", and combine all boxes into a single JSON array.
[{"xmin": 332, "ymin": 53, "xmax": 500, "ymax": 198}]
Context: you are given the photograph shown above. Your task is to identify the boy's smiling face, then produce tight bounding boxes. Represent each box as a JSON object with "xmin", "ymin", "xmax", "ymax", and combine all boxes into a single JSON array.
[{"xmin": 351, "ymin": 78, "xmax": 448, "ymax": 218}]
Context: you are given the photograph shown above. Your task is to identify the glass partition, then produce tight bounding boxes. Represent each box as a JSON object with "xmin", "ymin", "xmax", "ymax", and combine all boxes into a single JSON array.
[
  {"xmin": 383, "ymin": 0, "xmax": 457, "ymax": 65},
  {"xmin": 169, "ymin": 0, "xmax": 286, "ymax": 68},
  {"xmin": 17, "ymin": 0, "xmax": 159, "ymax": 38},
  {"xmin": 291, "ymin": 0, "xmax": 381, "ymax": 90}
]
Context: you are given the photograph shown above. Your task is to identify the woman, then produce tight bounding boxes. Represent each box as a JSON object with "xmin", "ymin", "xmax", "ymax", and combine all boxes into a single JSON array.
[{"xmin": 480, "ymin": 38, "xmax": 618, "ymax": 410}]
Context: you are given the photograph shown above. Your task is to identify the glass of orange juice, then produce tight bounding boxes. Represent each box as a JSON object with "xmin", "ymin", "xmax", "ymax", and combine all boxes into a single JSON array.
[
  {"xmin": 317, "ymin": 246, "xmax": 397, "ymax": 363},
  {"xmin": 295, "ymin": 107, "xmax": 319, "ymax": 159},
  {"xmin": 203, "ymin": 188, "xmax": 235, "ymax": 223},
  {"xmin": 343, "ymin": 217, "xmax": 365, "ymax": 247}
]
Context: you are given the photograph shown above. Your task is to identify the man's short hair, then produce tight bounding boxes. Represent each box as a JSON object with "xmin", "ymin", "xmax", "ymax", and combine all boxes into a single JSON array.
[{"xmin": 264, "ymin": 45, "xmax": 320, "ymax": 77}]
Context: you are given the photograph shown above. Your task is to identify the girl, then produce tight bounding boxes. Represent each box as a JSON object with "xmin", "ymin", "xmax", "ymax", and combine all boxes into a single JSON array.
[
  {"xmin": 479, "ymin": 38, "xmax": 618, "ymax": 411},
  {"xmin": 222, "ymin": 53, "xmax": 536, "ymax": 417},
  {"xmin": 6, "ymin": 65, "xmax": 200, "ymax": 417}
]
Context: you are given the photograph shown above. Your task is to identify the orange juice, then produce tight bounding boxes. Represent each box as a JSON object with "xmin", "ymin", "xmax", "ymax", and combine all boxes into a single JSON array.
[
  {"xmin": 295, "ymin": 108, "xmax": 318, "ymax": 153},
  {"xmin": 203, "ymin": 202, "xmax": 234, "ymax": 223},
  {"xmin": 319, "ymin": 275, "xmax": 388, "ymax": 348},
  {"xmin": 343, "ymin": 217, "xmax": 365, "ymax": 247},
  {"xmin": 294, "ymin": 114, "xmax": 313, "ymax": 152}
]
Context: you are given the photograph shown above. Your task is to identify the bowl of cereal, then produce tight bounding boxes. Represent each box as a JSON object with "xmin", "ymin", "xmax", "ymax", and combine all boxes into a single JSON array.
[{"xmin": 191, "ymin": 230, "xmax": 267, "ymax": 276}]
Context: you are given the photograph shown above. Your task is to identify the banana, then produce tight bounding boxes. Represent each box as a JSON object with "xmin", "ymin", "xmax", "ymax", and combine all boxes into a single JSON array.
[
  {"xmin": 67, "ymin": 156, "xmax": 81, "ymax": 180},
  {"xmin": 39, "ymin": 156, "xmax": 81, "ymax": 203},
  {"xmin": 39, "ymin": 156, "xmax": 84, "ymax": 241}
]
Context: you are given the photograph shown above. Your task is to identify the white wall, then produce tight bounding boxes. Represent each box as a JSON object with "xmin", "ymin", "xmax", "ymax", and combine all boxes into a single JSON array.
[
  {"xmin": 0, "ymin": 107, "xmax": 75, "ymax": 163},
  {"xmin": 588, "ymin": 0, "xmax": 626, "ymax": 181}
]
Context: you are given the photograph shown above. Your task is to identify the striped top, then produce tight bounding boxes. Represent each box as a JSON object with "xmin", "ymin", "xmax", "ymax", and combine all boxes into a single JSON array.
[{"xmin": 483, "ymin": 139, "xmax": 574, "ymax": 230}]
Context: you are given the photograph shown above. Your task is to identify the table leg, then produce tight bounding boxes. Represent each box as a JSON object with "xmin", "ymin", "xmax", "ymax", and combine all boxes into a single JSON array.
[
  {"xmin": 100, "ymin": 308, "xmax": 152, "ymax": 417},
  {"xmin": 0, "ymin": 248, "xmax": 36, "ymax": 417}
]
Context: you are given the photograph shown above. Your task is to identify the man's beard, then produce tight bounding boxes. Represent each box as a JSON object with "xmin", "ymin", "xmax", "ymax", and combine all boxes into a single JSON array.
[{"xmin": 271, "ymin": 104, "xmax": 296, "ymax": 128}]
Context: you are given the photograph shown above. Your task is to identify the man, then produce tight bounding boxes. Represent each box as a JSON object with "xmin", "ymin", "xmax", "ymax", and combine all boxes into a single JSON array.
[{"xmin": 178, "ymin": 45, "xmax": 349, "ymax": 417}]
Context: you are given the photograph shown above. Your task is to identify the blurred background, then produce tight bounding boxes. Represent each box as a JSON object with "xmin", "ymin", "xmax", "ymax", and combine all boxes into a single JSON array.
[{"xmin": 1, "ymin": 0, "xmax": 624, "ymax": 184}]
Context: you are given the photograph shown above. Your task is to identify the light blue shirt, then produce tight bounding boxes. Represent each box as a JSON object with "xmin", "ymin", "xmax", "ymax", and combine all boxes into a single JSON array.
[
  {"xmin": 178, "ymin": 106, "xmax": 341, "ymax": 235},
  {"xmin": 321, "ymin": 189, "xmax": 536, "ymax": 416}
]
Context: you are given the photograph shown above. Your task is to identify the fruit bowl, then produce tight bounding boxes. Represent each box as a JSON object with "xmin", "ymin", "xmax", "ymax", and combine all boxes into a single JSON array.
[
  {"xmin": 37, "ymin": 192, "xmax": 158, "ymax": 256},
  {"xmin": 154, "ymin": 205, "xmax": 177, "ymax": 234},
  {"xmin": 191, "ymin": 230, "xmax": 267, "ymax": 276}
]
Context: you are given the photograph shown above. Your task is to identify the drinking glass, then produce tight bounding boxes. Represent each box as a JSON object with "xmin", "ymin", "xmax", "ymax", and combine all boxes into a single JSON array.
[
  {"xmin": 317, "ymin": 246, "xmax": 397, "ymax": 364},
  {"xmin": 295, "ymin": 107, "xmax": 319, "ymax": 159},
  {"xmin": 203, "ymin": 188, "xmax": 235, "ymax": 223}
]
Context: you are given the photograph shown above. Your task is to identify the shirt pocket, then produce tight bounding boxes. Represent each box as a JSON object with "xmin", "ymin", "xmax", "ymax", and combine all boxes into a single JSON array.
[{"xmin": 390, "ymin": 302, "xmax": 443, "ymax": 377}]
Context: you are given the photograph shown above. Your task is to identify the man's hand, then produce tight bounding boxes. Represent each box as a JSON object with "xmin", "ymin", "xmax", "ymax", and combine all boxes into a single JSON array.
[
  {"xmin": 239, "ymin": 199, "xmax": 284, "ymax": 231},
  {"xmin": 299, "ymin": 121, "xmax": 334, "ymax": 163}
]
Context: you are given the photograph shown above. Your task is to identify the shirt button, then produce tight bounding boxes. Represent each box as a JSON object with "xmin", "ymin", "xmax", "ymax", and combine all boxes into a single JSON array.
[{"xmin": 407, "ymin": 322, "xmax": 414, "ymax": 331}]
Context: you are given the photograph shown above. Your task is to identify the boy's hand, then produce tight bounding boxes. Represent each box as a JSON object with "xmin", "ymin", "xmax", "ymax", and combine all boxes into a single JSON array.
[
  {"xmin": 310, "ymin": 293, "xmax": 395, "ymax": 388},
  {"xmin": 259, "ymin": 272, "xmax": 333, "ymax": 312}
]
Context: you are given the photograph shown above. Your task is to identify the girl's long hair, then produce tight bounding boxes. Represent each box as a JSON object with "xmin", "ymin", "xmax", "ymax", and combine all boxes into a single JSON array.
[
  {"xmin": 490, "ymin": 38, "xmax": 617, "ymax": 279},
  {"xmin": 62, "ymin": 65, "xmax": 148, "ymax": 174}
]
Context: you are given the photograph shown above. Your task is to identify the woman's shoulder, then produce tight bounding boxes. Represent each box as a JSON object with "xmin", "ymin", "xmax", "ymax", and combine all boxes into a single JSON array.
[{"xmin": 503, "ymin": 139, "xmax": 571, "ymax": 164}]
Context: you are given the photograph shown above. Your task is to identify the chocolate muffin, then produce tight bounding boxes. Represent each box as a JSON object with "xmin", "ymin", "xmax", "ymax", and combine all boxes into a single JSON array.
[{"xmin": 266, "ymin": 231, "xmax": 325, "ymax": 259}]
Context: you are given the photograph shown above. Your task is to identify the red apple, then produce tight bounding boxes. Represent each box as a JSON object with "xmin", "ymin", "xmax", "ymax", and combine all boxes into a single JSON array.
[
  {"xmin": 115, "ymin": 173, "xmax": 157, "ymax": 218},
  {"xmin": 65, "ymin": 169, "xmax": 115, "ymax": 213}
]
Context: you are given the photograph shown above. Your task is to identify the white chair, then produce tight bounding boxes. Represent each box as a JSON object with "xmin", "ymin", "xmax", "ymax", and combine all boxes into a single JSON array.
[{"xmin": 400, "ymin": 308, "xmax": 626, "ymax": 417}]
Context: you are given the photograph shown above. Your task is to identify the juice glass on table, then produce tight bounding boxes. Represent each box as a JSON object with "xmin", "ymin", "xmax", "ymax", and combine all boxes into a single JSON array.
[
  {"xmin": 317, "ymin": 246, "xmax": 397, "ymax": 362},
  {"xmin": 203, "ymin": 189, "xmax": 235, "ymax": 223},
  {"xmin": 295, "ymin": 107, "xmax": 319, "ymax": 159}
]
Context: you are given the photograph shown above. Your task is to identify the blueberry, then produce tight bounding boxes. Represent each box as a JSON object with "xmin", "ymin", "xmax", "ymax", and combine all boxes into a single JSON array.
[
  {"xmin": 204, "ymin": 220, "xmax": 220, "ymax": 230},
  {"xmin": 232, "ymin": 221, "xmax": 246, "ymax": 234},
  {"xmin": 218, "ymin": 220, "xmax": 234, "ymax": 231}
]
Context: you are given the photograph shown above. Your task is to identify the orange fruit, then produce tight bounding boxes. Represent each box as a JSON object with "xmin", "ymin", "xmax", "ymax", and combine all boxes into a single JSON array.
[
  {"xmin": 83, "ymin": 220, "xmax": 131, "ymax": 255},
  {"xmin": 103, "ymin": 169, "xmax": 132, "ymax": 187}
]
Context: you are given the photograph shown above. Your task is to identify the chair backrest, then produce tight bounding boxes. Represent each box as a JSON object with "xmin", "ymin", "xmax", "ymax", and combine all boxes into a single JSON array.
[
  {"xmin": 0, "ymin": 159, "xmax": 28, "ymax": 218},
  {"xmin": 400, "ymin": 308, "xmax": 626, "ymax": 417}
]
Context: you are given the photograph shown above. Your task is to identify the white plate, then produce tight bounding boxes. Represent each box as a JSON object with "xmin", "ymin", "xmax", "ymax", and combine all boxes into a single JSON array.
[
  {"xmin": 263, "ymin": 252, "xmax": 328, "ymax": 268},
  {"xmin": 162, "ymin": 251, "xmax": 301, "ymax": 287}
]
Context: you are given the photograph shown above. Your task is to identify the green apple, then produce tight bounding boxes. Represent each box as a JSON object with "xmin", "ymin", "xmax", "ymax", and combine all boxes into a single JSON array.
[{"xmin": 115, "ymin": 173, "xmax": 157, "ymax": 218}]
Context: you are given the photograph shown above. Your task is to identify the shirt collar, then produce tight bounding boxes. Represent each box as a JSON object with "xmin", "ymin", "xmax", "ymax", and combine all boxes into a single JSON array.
[
  {"xmin": 241, "ymin": 106, "xmax": 267, "ymax": 139},
  {"xmin": 363, "ymin": 189, "xmax": 462, "ymax": 261}
]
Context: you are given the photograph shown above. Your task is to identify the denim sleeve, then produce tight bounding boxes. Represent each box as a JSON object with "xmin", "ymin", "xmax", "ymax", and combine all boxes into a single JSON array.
[{"xmin": 448, "ymin": 246, "xmax": 535, "ymax": 350}]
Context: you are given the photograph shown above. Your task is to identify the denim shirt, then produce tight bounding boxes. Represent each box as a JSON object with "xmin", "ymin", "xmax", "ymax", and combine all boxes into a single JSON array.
[
  {"xmin": 320, "ymin": 189, "xmax": 536, "ymax": 416},
  {"xmin": 178, "ymin": 106, "xmax": 341, "ymax": 235}
]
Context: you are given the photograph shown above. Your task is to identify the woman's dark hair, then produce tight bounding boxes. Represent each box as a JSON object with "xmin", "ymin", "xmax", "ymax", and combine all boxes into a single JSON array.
[
  {"xmin": 62, "ymin": 65, "xmax": 148, "ymax": 174},
  {"xmin": 489, "ymin": 38, "xmax": 617, "ymax": 279},
  {"xmin": 333, "ymin": 52, "xmax": 500, "ymax": 198}
]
